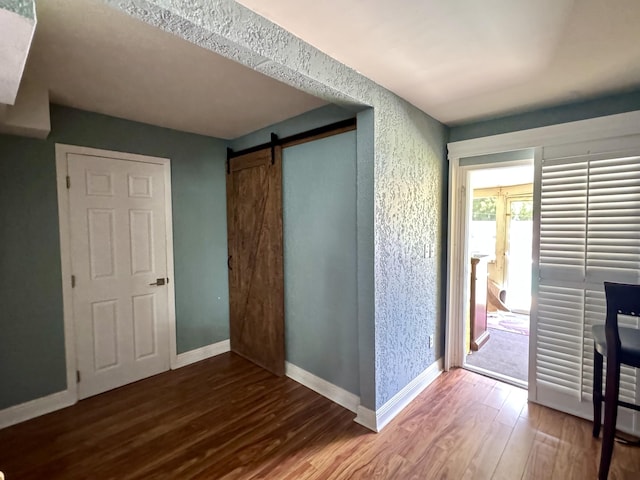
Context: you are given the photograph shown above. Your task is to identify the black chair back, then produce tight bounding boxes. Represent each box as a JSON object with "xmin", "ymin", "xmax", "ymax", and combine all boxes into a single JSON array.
[{"xmin": 604, "ymin": 282, "xmax": 640, "ymax": 351}]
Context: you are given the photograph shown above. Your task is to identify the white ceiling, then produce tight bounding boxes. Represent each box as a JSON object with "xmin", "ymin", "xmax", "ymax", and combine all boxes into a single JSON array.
[
  {"xmin": 236, "ymin": 0, "xmax": 640, "ymax": 125},
  {"xmin": 25, "ymin": 0, "xmax": 326, "ymax": 139},
  {"xmin": 22, "ymin": 0, "xmax": 640, "ymax": 136}
]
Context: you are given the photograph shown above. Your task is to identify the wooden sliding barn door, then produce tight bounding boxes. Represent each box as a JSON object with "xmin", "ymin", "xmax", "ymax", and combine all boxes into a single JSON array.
[{"xmin": 226, "ymin": 146, "xmax": 285, "ymax": 376}]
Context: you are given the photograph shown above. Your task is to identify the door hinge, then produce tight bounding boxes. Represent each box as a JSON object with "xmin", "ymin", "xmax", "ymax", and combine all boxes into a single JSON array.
[
  {"xmin": 71, "ymin": 275, "xmax": 76, "ymax": 288},
  {"xmin": 76, "ymin": 370, "xmax": 81, "ymax": 383},
  {"xmin": 66, "ymin": 175, "xmax": 71, "ymax": 189}
]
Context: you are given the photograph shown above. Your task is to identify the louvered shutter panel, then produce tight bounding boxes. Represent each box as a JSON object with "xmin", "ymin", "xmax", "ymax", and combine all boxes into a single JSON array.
[
  {"xmin": 586, "ymin": 156, "xmax": 640, "ymax": 284},
  {"xmin": 537, "ymin": 158, "xmax": 587, "ymax": 396},
  {"xmin": 536, "ymin": 285, "xmax": 584, "ymax": 396},
  {"xmin": 582, "ymin": 155, "xmax": 640, "ymax": 405},
  {"xmin": 539, "ymin": 158, "xmax": 587, "ymax": 282},
  {"xmin": 537, "ymin": 151, "xmax": 640, "ymax": 425}
]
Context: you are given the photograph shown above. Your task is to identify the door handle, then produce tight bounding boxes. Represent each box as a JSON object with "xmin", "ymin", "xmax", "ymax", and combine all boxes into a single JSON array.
[
  {"xmin": 228, "ymin": 255, "xmax": 232, "ymax": 271},
  {"xmin": 149, "ymin": 278, "xmax": 166, "ymax": 286}
]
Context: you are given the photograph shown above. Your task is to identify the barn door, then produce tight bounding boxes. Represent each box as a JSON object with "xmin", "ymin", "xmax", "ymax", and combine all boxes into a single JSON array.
[{"xmin": 226, "ymin": 146, "xmax": 285, "ymax": 375}]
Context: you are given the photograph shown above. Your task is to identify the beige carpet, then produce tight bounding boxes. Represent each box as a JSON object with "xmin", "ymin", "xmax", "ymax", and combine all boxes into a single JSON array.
[
  {"xmin": 466, "ymin": 327, "xmax": 529, "ymax": 382},
  {"xmin": 487, "ymin": 311, "xmax": 530, "ymax": 336}
]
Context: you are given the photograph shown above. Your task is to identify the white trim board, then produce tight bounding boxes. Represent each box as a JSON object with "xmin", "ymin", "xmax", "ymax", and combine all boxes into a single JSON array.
[
  {"xmin": 285, "ymin": 362, "xmax": 360, "ymax": 414},
  {"xmin": 375, "ymin": 358, "xmax": 443, "ymax": 431},
  {"xmin": 173, "ymin": 340, "xmax": 231, "ymax": 369},
  {"xmin": 354, "ymin": 358, "xmax": 444, "ymax": 432},
  {"xmin": 445, "ymin": 157, "xmax": 534, "ymax": 371},
  {"xmin": 0, "ymin": 390, "xmax": 75, "ymax": 430},
  {"xmin": 55, "ymin": 144, "xmax": 176, "ymax": 403},
  {"xmin": 354, "ymin": 405, "xmax": 377, "ymax": 432},
  {"xmin": 1, "ymin": 339, "xmax": 230, "ymax": 430},
  {"xmin": 164, "ymin": 162, "xmax": 178, "ymax": 373},
  {"xmin": 448, "ymin": 109, "xmax": 640, "ymax": 159}
]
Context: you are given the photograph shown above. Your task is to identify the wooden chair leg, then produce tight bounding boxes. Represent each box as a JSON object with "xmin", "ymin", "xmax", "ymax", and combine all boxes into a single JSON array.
[
  {"xmin": 593, "ymin": 348, "xmax": 603, "ymax": 437},
  {"xmin": 598, "ymin": 359, "xmax": 621, "ymax": 480}
]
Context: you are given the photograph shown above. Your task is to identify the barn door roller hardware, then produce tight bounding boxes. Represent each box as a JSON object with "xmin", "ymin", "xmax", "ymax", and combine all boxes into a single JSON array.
[
  {"xmin": 225, "ymin": 118, "xmax": 356, "ymax": 173},
  {"xmin": 270, "ymin": 132, "xmax": 278, "ymax": 165},
  {"xmin": 226, "ymin": 132, "xmax": 279, "ymax": 173}
]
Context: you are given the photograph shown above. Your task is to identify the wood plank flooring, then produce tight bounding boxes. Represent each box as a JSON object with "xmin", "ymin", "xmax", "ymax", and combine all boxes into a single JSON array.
[{"xmin": 0, "ymin": 353, "xmax": 638, "ymax": 479}]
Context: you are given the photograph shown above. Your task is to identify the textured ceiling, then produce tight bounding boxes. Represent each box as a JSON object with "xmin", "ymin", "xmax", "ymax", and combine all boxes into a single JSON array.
[
  {"xmin": 26, "ymin": 0, "xmax": 326, "ymax": 139},
  {"xmin": 236, "ymin": 0, "xmax": 640, "ymax": 125}
]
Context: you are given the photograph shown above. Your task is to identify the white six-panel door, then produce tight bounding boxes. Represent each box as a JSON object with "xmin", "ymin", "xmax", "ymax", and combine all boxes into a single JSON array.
[{"xmin": 67, "ymin": 152, "xmax": 171, "ymax": 399}]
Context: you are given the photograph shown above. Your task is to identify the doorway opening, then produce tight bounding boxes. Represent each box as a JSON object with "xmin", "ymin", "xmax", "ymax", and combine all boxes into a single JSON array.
[{"xmin": 463, "ymin": 164, "xmax": 534, "ymax": 387}]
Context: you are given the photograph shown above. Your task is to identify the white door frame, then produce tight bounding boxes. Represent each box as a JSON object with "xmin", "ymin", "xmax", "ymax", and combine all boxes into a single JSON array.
[
  {"xmin": 55, "ymin": 144, "xmax": 177, "ymax": 402},
  {"xmin": 446, "ymin": 109, "xmax": 640, "ymax": 404},
  {"xmin": 445, "ymin": 155, "xmax": 536, "ymax": 377}
]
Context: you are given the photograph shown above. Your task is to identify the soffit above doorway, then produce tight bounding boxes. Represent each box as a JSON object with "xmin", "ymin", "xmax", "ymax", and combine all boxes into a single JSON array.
[{"xmin": 24, "ymin": 0, "xmax": 327, "ymax": 139}]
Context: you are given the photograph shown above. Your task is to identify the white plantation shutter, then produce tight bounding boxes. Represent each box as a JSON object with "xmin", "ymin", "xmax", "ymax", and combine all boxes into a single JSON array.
[
  {"xmin": 536, "ymin": 150, "xmax": 640, "ymax": 429},
  {"xmin": 539, "ymin": 158, "xmax": 587, "ymax": 282},
  {"xmin": 586, "ymin": 157, "xmax": 640, "ymax": 284},
  {"xmin": 536, "ymin": 285, "xmax": 584, "ymax": 396}
]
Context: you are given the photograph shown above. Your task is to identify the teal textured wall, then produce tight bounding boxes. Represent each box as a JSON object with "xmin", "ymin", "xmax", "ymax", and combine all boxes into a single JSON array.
[
  {"xmin": 106, "ymin": 0, "xmax": 448, "ymax": 410},
  {"xmin": 450, "ymin": 89, "xmax": 640, "ymax": 142},
  {"xmin": 282, "ymin": 131, "xmax": 359, "ymax": 394},
  {"xmin": 0, "ymin": 105, "xmax": 229, "ymax": 409},
  {"xmin": 0, "ymin": 0, "xmax": 35, "ymax": 18}
]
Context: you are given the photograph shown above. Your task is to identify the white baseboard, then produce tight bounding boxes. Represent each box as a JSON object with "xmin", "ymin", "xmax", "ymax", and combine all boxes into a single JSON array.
[
  {"xmin": 289, "ymin": 359, "xmax": 443, "ymax": 434},
  {"xmin": 354, "ymin": 405, "xmax": 378, "ymax": 432},
  {"xmin": 367, "ymin": 358, "xmax": 443, "ymax": 433},
  {"xmin": 0, "ymin": 389, "xmax": 76, "ymax": 430},
  {"xmin": 173, "ymin": 339, "xmax": 230, "ymax": 369},
  {"xmin": 0, "ymin": 340, "xmax": 231, "ymax": 430},
  {"xmin": 285, "ymin": 362, "xmax": 360, "ymax": 413}
]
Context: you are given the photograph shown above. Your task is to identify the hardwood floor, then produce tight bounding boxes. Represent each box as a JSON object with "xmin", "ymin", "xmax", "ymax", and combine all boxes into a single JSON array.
[{"xmin": 1, "ymin": 353, "xmax": 638, "ymax": 479}]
